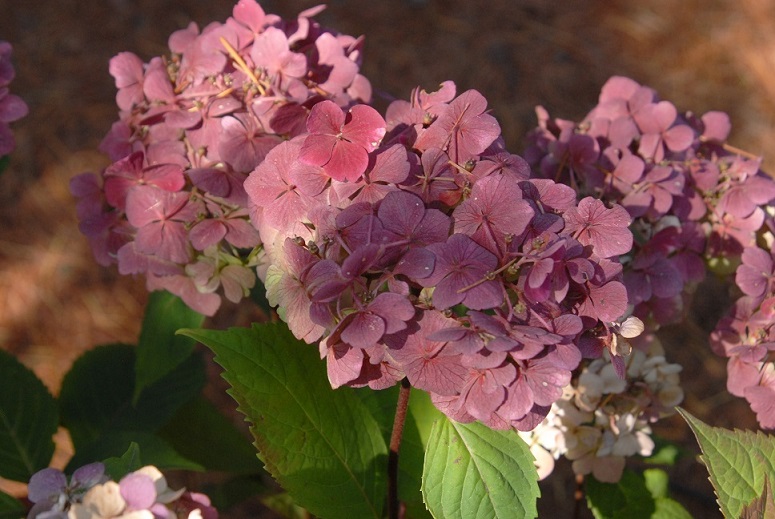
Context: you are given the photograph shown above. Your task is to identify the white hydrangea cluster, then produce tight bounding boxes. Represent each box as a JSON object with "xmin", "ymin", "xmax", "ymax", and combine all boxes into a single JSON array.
[{"xmin": 519, "ymin": 335, "xmax": 684, "ymax": 483}]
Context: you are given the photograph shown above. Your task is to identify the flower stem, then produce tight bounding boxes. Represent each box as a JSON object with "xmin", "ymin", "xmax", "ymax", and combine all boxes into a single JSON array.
[
  {"xmin": 573, "ymin": 473, "xmax": 585, "ymax": 519},
  {"xmin": 388, "ymin": 378, "xmax": 412, "ymax": 519}
]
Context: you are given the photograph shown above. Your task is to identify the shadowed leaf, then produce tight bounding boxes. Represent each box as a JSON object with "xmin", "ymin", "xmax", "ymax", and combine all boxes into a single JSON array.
[
  {"xmin": 180, "ymin": 323, "xmax": 388, "ymax": 519},
  {"xmin": 134, "ymin": 290, "xmax": 204, "ymax": 402},
  {"xmin": 0, "ymin": 349, "xmax": 58, "ymax": 482},
  {"xmin": 0, "ymin": 489, "xmax": 24, "ymax": 519}
]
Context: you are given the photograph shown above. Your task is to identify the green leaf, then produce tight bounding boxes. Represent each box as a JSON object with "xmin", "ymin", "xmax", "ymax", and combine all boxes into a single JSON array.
[
  {"xmin": 644, "ymin": 436, "xmax": 683, "ymax": 466},
  {"xmin": 400, "ymin": 390, "xmax": 442, "ymax": 519},
  {"xmin": 0, "ymin": 349, "xmax": 58, "ymax": 482},
  {"xmin": 261, "ymin": 492, "xmax": 309, "ymax": 519},
  {"xmin": 179, "ymin": 323, "xmax": 388, "ymax": 519},
  {"xmin": 586, "ymin": 470, "xmax": 656, "ymax": 519},
  {"xmin": 59, "ymin": 344, "xmax": 206, "ymax": 449},
  {"xmin": 134, "ymin": 290, "xmax": 204, "ymax": 401},
  {"xmin": 407, "ymin": 390, "xmax": 443, "ymax": 449},
  {"xmin": 0, "ymin": 156, "xmax": 9, "ymax": 177},
  {"xmin": 59, "ymin": 344, "xmax": 134, "ymax": 447},
  {"xmin": 0, "ymin": 489, "xmax": 24, "ymax": 519},
  {"xmin": 586, "ymin": 469, "xmax": 692, "ymax": 519},
  {"xmin": 206, "ymin": 474, "xmax": 269, "ymax": 511},
  {"xmin": 643, "ymin": 468, "xmax": 669, "ymax": 499},
  {"xmin": 644, "ymin": 469, "xmax": 692, "ymax": 519},
  {"xmin": 678, "ymin": 408, "xmax": 775, "ymax": 519},
  {"xmin": 158, "ymin": 396, "xmax": 264, "ymax": 474},
  {"xmin": 653, "ymin": 498, "xmax": 694, "ymax": 519},
  {"xmin": 353, "ymin": 387, "xmax": 441, "ymax": 518},
  {"xmin": 421, "ymin": 417, "xmax": 539, "ymax": 519},
  {"xmin": 249, "ymin": 280, "xmax": 273, "ymax": 317},
  {"xmin": 67, "ymin": 430, "xmax": 203, "ymax": 473},
  {"xmin": 102, "ymin": 441, "xmax": 143, "ymax": 481}
]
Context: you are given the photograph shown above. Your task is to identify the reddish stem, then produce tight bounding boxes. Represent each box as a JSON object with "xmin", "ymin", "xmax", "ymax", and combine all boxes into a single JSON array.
[
  {"xmin": 573, "ymin": 473, "xmax": 585, "ymax": 519},
  {"xmin": 388, "ymin": 378, "xmax": 412, "ymax": 519}
]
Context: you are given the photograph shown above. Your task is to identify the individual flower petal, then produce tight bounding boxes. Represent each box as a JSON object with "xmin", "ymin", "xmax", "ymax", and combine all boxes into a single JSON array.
[
  {"xmin": 27, "ymin": 468, "xmax": 67, "ymax": 504},
  {"xmin": 423, "ymin": 234, "xmax": 502, "ymax": 310},
  {"xmin": 119, "ymin": 473, "xmax": 157, "ymax": 511}
]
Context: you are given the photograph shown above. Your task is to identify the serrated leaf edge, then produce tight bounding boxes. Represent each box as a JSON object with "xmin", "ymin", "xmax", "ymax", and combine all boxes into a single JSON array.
[{"xmin": 677, "ymin": 407, "xmax": 775, "ymax": 519}]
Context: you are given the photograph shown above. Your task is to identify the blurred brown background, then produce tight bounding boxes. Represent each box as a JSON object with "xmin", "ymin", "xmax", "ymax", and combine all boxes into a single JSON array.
[{"xmin": 2, "ymin": 0, "xmax": 774, "ymax": 517}]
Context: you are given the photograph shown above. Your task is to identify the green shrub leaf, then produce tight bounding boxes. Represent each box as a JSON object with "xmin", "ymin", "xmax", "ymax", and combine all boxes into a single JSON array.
[
  {"xmin": 102, "ymin": 441, "xmax": 143, "ymax": 480},
  {"xmin": 586, "ymin": 470, "xmax": 655, "ymax": 519},
  {"xmin": 0, "ymin": 349, "xmax": 58, "ymax": 482},
  {"xmin": 179, "ymin": 323, "xmax": 388, "ymax": 519},
  {"xmin": 66, "ymin": 430, "xmax": 202, "ymax": 473},
  {"xmin": 586, "ymin": 468, "xmax": 691, "ymax": 519},
  {"xmin": 678, "ymin": 408, "xmax": 775, "ymax": 519},
  {"xmin": 354, "ymin": 387, "xmax": 441, "ymax": 518},
  {"xmin": 134, "ymin": 290, "xmax": 204, "ymax": 401},
  {"xmin": 0, "ymin": 489, "xmax": 24, "ymax": 519},
  {"xmin": 421, "ymin": 417, "xmax": 539, "ymax": 519},
  {"xmin": 261, "ymin": 492, "xmax": 309, "ymax": 519},
  {"xmin": 158, "ymin": 396, "xmax": 263, "ymax": 474},
  {"xmin": 400, "ymin": 390, "xmax": 441, "ymax": 519},
  {"xmin": 59, "ymin": 344, "xmax": 205, "ymax": 449}
]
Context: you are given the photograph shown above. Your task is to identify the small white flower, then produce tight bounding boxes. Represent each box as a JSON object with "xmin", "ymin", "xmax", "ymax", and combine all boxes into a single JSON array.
[{"xmin": 69, "ymin": 482, "xmax": 125, "ymax": 519}]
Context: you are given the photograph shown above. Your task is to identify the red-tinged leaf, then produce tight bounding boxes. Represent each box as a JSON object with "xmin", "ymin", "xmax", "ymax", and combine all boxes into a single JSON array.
[
  {"xmin": 678, "ymin": 408, "xmax": 775, "ymax": 519},
  {"xmin": 740, "ymin": 475, "xmax": 775, "ymax": 519}
]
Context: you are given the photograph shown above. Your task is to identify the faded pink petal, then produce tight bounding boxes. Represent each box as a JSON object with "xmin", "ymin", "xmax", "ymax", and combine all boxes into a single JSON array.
[
  {"xmin": 233, "ymin": 0, "xmax": 267, "ymax": 32},
  {"xmin": 564, "ymin": 198, "xmax": 633, "ymax": 259}
]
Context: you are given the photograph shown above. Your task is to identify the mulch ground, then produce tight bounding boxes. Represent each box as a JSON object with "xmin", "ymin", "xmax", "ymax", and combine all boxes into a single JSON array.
[{"xmin": 2, "ymin": 0, "xmax": 774, "ymax": 517}]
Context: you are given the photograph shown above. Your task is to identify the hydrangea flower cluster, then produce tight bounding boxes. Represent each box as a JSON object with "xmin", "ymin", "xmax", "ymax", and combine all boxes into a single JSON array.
[
  {"xmin": 525, "ymin": 76, "xmax": 775, "ymax": 329},
  {"xmin": 26, "ymin": 463, "xmax": 216, "ymax": 519},
  {"xmin": 524, "ymin": 76, "xmax": 775, "ymax": 433},
  {"xmin": 246, "ymin": 81, "xmax": 634, "ymax": 429},
  {"xmin": 711, "ymin": 236, "xmax": 775, "ymax": 428},
  {"xmin": 519, "ymin": 334, "xmax": 683, "ymax": 482},
  {"xmin": 71, "ymin": 0, "xmax": 371, "ymax": 315},
  {"xmin": 0, "ymin": 40, "xmax": 28, "ymax": 156}
]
